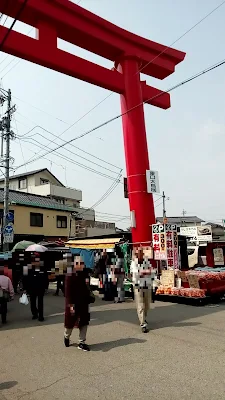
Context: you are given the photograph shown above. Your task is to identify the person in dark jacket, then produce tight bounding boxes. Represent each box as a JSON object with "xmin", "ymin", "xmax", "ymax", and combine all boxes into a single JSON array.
[
  {"xmin": 22, "ymin": 256, "xmax": 48, "ymax": 322},
  {"xmin": 64, "ymin": 256, "xmax": 91, "ymax": 351},
  {"xmin": 54, "ymin": 275, "xmax": 65, "ymax": 296}
]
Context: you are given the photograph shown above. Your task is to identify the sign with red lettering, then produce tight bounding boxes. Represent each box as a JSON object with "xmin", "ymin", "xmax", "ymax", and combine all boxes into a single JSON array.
[
  {"xmin": 152, "ymin": 224, "xmax": 167, "ymax": 260},
  {"xmin": 153, "ymin": 224, "xmax": 178, "ymax": 266}
]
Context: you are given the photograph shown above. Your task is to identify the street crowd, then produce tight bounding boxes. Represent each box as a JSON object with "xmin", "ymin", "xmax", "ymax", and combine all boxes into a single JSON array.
[{"xmin": 0, "ymin": 247, "xmax": 155, "ymax": 352}]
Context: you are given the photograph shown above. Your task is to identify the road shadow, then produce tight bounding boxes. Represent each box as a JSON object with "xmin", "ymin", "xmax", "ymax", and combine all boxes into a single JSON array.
[
  {"xmin": 0, "ymin": 381, "xmax": 18, "ymax": 390},
  {"xmin": 0, "ymin": 292, "xmax": 116, "ymax": 331},
  {"xmin": 90, "ymin": 301, "xmax": 222, "ymax": 330},
  {"xmin": 2, "ymin": 290, "xmax": 225, "ymax": 331},
  {"xmin": 71, "ymin": 337, "xmax": 146, "ymax": 352}
]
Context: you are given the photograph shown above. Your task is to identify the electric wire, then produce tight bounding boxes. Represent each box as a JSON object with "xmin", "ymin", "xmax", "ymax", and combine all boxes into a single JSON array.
[
  {"xmin": 22, "ymin": 131, "xmax": 120, "ymax": 175},
  {"xmin": 13, "ymin": 56, "xmax": 225, "ymax": 172},
  {"xmin": 1, "ymin": 0, "xmax": 222, "ymax": 164},
  {"xmin": 17, "ymin": 136, "xmax": 122, "ymax": 182},
  {"xmin": 16, "ymin": 121, "xmax": 122, "ymax": 171},
  {"xmin": 77, "ymin": 170, "xmax": 122, "ymax": 216},
  {"xmin": 0, "ymin": 0, "xmax": 29, "ymax": 50},
  {"xmin": 138, "ymin": 0, "xmax": 225, "ymax": 74},
  {"xmin": 20, "ymin": 93, "xmax": 113, "ymax": 167},
  {"xmin": 1, "ymin": 0, "xmax": 223, "ymax": 212},
  {"xmin": 13, "ymin": 95, "xmax": 70, "ymax": 125}
]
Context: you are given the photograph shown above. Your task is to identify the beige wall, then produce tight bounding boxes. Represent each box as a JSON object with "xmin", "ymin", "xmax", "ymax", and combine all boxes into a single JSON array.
[
  {"xmin": 8, "ymin": 204, "xmax": 73, "ymax": 237},
  {"xmin": 0, "ymin": 170, "xmax": 63, "ymax": 192}
]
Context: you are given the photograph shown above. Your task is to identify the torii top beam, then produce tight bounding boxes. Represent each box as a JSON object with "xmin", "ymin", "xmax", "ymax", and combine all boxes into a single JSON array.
[{"xmin": 0, "ymin": 0, "xmax": 185, "ymax": 110}]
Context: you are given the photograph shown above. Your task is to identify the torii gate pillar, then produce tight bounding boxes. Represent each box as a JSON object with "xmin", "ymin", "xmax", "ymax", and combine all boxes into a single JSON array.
[{"xmin": 118, "ymin": 57, "xmax": 154, "ymax": 243}]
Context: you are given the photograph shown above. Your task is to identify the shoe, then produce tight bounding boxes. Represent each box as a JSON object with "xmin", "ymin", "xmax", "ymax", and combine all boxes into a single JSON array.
[
  {"xmin": 78, "ymin": 343, "xmax": 90, "ymax": 352},
  {"xmin": 32, "ymin": 315, "xmax": 38, "ymax": 320},
  {"xmin": 64, "ymin": 337, "xmax": 70, "ymax": 347},
  {"xmin": 141, "ymin": 326, "xmax": 149, "ymax": 333},
  {"xmin": 38, "ymin": 317, "xmax": 44, "ymax": 322}
]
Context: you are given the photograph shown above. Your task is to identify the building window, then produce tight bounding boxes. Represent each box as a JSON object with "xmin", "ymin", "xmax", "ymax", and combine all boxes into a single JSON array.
[
  {"xmin": 30, "ymin": 212, "xmax": 43, "ymax": 227},
  {"xmin": 40, "ymin": 178, "xmax": 49, "ymax": 185},
  {"xmin": 19, "ymin": 178, "xmax": 27, "ymax": 189},
  {"xmin": 54, "ymin": 198, "xmax": 65, "ymax": 205},
  {"xmin": 57, "ymin": 216, "xmax": 67, "ymax": 228}
]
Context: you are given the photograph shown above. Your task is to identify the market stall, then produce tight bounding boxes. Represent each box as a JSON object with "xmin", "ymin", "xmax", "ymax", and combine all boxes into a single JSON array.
[
  {"xmin": 66, "ymin": 237, "xmax": 134, "ymax": 297},
  {"xmin": 155, "ymin": 267, "xmax": 225, "ymax": 305}
]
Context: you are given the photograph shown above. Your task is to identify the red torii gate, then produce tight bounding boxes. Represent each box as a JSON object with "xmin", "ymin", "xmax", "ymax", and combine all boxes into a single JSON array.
[{"xmin": 0, "ymin": 0, "xmax": 185, "ymax": 244}]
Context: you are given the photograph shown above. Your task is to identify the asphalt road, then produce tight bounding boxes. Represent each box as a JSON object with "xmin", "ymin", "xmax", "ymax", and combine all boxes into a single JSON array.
[{"xmin": 1, "ymin": 290, "xmax": 225, "ymax": 400}]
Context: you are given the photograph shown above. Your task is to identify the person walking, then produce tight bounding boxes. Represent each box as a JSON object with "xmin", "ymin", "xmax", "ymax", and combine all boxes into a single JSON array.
[
  {"xmin": 54, "ymin": 274, "xmax": 65, "ymax": 296},
  {"xmin": 114, "ymin": 247, "xmax": 125, "ymax": 303},
  {"xmin": 64, "ymin": 256, "xmax": 92, "ymax": 351},
  {"xmin": 0, "ymin": 267, "xmax": 14, "ymax": 324},
  {"xmin": 22, "ymin": 255, "xmax": 48, "ymax": 322},
  {"xmin": 130, "ymin": 248, "xmax": 154, "ymax": 333}
]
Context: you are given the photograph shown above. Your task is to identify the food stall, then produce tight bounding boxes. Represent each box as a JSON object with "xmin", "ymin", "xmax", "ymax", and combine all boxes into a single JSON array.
[
  {"xmin": 66, "ymin": 237, "xmax": 133, "ymax": 296},
  {"xmin": 155, "ymin": 267, "xmax": 225, "ymax": 305}
]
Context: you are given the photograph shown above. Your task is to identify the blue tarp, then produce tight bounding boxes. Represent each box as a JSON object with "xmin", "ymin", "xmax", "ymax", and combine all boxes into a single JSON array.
[
  {"xmin": 0, "ymin": 252, "xmax": 12, "ymax": 259},
  {"xmin": 69, "ymin": 248, "xmax": 95, "ymax": 269}
]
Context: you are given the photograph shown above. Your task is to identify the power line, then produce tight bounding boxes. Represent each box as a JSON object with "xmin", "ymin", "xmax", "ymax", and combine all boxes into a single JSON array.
[
  {"xmin": 0, "ymin": 0, "xmax": 9, "ymax": 30},
  {"xmin": 0, "ymin": 27, "xmax": 33, "ymax": 76},
  {"xmin": 17, "ymin": 136, "xmax": 122, "ymax": 182},
  {"xmin": 138, "ymin": 0, "xmax": 225, "ymax": 74},
  {"xmin": 16, "ymin": 121, "xmax": 122, "ymax": 171},
  {"xmin": 1, "ymin": 0, "xmax": 221, "ymax": 163},
  {"xmin": 13, "ymin": 55, "xmax": 225, "ymax": 172},
  {"xmin": 95, "ymin": 210, "xmax": 129, "ymax": 218},
  {"xmin": 79, "ymin": 171, "xmax": 122, "ymax": 215},
  {"xmin": 20, "ymin": 93, "xmax": 113, "ymax": 166},
  {"xmin": 0, "ymin": 0, "xmax": 29, "ymax": 50},
  {"xmin": 22, "ymin": 131, "xmax": 120, "ymax": 175},
  {"xmin": 1, "ymin": 59, "xmax": 21, "ymax": 79},
  {"xmin": 13, "ymin": 95, "xmax": 70, "ymax": 125},
  {"xmin": 14, "ymin": 138, "xmax": 80, "ymax": 175}
]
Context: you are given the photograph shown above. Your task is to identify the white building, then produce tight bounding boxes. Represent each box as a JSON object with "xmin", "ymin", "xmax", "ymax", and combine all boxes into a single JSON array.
[{"xmin": 0, "ymin": 168, "xmax": 116, "ymax": 237}]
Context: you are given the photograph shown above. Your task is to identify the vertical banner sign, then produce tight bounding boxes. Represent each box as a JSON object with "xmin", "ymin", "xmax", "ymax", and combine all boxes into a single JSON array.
[
  {"xmin": 152, "ymin": 224, "xmax": 167, "ymax": 260},
  {"xmin": 123, "ymin": 177, "xmax": 128, "ymax": 199},
  {"xmin": 165, "ymin": 224, "xmax": 178, "ymax": 269},
  {"xmin": 146, "ymin": 170, "xmax": 160, "ymax": 194},
  {"xmin": 173, "ymin": 230, "xmax": 179, "ymax": 269},
  {"xmin": 213, "ymin": 248, "xmax": 224, "ymax": 266}
]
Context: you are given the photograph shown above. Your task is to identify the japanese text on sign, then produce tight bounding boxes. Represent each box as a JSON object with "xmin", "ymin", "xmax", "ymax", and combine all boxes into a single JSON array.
[
  {"xmin": 152, "ymin": 224, "xmax": 178, "ymax": 267},
  {"xmin": 146, "ymin": 170, "xmax": 160, "ymax": 194}
]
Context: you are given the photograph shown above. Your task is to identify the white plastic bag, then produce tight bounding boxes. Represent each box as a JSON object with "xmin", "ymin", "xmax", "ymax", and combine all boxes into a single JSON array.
[{"xmin": 19, "ymin": 293, "xmax": 29, "ymax": 306}]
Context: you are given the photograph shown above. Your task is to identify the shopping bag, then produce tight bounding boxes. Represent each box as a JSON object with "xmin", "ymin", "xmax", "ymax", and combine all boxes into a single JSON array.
[{"xmin": 19, "ymin": 293, "xmax": 29, "ymax": 306}]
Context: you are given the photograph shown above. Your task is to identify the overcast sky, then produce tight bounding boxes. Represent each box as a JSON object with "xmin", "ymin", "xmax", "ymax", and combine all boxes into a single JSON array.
[{"xmin": 1, "ymin": 0, "xmax": 225, "ymax": 228}]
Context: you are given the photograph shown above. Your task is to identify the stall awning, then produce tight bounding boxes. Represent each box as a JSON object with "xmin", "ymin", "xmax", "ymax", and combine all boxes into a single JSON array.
[{"xmin": 65, "ymin": 237, "xmax": 122, "ymax": 249}]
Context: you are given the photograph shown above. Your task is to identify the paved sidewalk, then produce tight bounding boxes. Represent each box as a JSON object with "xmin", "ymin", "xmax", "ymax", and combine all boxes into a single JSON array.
[{"xmin": 1, "ymin": 292, "xmax": 225, "ymax": 400}]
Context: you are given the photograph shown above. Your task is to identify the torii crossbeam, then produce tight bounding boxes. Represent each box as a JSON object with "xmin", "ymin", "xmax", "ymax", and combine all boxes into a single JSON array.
[{"xmin": 0, "ymin": 0, "xmax": 186, "ymax": 244}]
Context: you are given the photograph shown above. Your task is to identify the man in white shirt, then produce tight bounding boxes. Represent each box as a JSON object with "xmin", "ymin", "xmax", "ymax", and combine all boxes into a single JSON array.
[{"xmin": 130, "ymin": 248, "xmax": 154, "ymax": 333}]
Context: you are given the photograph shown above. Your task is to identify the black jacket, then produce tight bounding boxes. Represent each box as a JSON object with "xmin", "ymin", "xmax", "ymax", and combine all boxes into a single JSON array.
[{"xmin": 22, "ymin": 267, "xmax": 48, "ymax": 295}]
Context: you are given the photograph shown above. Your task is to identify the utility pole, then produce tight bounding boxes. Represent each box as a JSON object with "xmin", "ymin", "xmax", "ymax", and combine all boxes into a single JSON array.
[
  {"xmin": 162, "ymin": 191, "xmax": 166, "ymax": 220},
  {"xmin": 182, "ymin": 209, "xmax": 186, "ymax": 217},
  {"xmin": 3, "ymin": 89, "xmax": 11, "ymax": 252},
  {"xmin": 0, "ymin": 88, "xmax": 15, "ymax": 251},
  {"xmin": 181, "ymin": 209, "xmax": 187, "ymax": 227}
]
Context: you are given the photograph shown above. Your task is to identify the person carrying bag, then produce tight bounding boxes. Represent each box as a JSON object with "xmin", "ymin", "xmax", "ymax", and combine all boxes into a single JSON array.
[{"xmin": 64, "ymin": 257, "xmax": 94, "ymax": 351}]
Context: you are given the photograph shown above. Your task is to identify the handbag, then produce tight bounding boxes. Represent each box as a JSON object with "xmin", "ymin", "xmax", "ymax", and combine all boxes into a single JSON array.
[
  {"xmin": 0, "ymin": 282, "xmax": 10, "ymax": 302},
  {"xmin": 3, "ymin": 290, "xmax": 10, "ymax": 302},
  {"xmin": 19, "ymin": 293, "xmax": 29, "ymax": 306}
]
